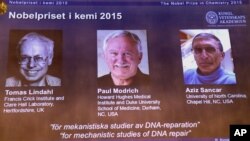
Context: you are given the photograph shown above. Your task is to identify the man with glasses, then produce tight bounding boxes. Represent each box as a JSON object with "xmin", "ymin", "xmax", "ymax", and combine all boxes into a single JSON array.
[
  {"xmin": 184, "ymin": 33, "xmax": 236, "ymax": 84},
  {"xmin": 5, "ymin": 32, "xmax": 61, "ymax": 87}
]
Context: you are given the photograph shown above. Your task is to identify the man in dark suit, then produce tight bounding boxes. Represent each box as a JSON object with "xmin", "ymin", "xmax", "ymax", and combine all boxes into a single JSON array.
[
  {"xmin": 6, "ymin": 32, "xmax": 61, "ymax": 87},
  {"xmin": 98, "ymin": 30, "xmax": 150, "ymax": 87}
]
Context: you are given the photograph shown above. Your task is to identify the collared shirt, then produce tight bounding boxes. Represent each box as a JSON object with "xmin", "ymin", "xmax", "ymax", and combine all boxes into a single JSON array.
[
  {"xmin": 98, "ymin": 69, "xmax": 150, "ymax": 88},
  {"xmin": 5, "ymin": 74, "xmax": 61, "ymax": 87}
]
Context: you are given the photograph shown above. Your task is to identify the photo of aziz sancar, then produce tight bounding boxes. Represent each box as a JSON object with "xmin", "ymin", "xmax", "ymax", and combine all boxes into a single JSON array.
[
  {"xmin": 5, "ymin": 32, "xmax": 61, "ymax": 87},
  {"xmin": 183, "ymin": 33, "xmax": 236, "ymax": 84}
]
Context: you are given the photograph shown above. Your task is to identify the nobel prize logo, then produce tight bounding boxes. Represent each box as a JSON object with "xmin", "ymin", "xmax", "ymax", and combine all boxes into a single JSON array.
[
  {"xmin": 206, "ymin": 11, "xmax": 218, "ymax": 24},
  {"xmin": 0, "ymin": 1, "xmax": 7, "ymax": 15}
]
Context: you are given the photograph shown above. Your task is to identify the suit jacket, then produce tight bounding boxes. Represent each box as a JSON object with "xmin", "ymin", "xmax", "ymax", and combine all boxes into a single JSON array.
[
  {"xmin": 98, "ymin": 69, "xmax": 150, "ymax": 88},
  {"xmin": 5, "ymin": 74, "xmax": 61, "ymax": 87}
]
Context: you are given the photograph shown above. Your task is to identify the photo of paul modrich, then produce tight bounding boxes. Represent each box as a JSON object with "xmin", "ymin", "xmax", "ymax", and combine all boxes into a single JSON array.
[
  {"xmin": 180, "ymin": 29, "xmax": 236, "ymax": 85},
  {"xmin": 5, "ymin": 31, "xmax": 61, "ymax": 87},
  {"xmin": 97, "ymin": 30, "xmax": 150, "ymax": 87}
]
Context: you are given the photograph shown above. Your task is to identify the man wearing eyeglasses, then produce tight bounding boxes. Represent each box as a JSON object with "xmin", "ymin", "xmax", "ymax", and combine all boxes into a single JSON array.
[
  {"xmin": 5, "ymin": 32, "xmax": 61, "ymax": 87},
  {"xmin": 184, "ymin": 33, "xmax": 236, "ymax": 84}
]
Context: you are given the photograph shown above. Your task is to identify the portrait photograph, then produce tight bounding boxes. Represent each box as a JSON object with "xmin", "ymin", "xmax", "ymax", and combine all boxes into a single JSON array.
[
  {"xmin": 6, "ymin": 30, "xmax": 62, "ymax": 87},
  {"xmin": 180, "ymin": 29, "xmax": 237, "ymax": 85},
  {"xmin": 97, "ymin": 30, "xmax": 150, "ymax": 87}
]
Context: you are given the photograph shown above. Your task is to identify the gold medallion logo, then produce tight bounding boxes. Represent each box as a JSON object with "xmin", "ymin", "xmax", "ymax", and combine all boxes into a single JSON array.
[{"xmin": 0, "ymin": 1, "xmax": 7, "ymax": 15}]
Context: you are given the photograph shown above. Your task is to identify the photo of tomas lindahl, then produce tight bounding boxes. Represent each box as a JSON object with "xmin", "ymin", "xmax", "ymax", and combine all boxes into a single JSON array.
[
  {"xmin": 5, "ymin": 30, "xmax": 62, "ymax": 87},
  {"xmin": 97, "ymin": 30, "xmax": 150, "ymax": 87},
  {"xmin": 180, "ymin": 29, "xmax": 236, "ymax": 85}
]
